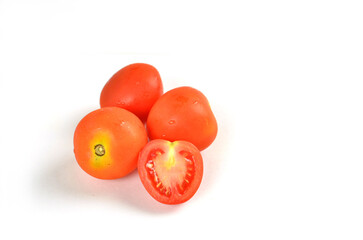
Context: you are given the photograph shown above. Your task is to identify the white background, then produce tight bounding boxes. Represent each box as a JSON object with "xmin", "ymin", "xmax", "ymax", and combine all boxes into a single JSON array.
[{"xmin": 1, "ymin": 0, "xmax": 363, "ymax": 239}]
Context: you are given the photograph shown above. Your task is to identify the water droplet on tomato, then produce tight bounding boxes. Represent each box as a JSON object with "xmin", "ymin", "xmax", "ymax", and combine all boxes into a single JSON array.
[
  {"xmin": 117, "ymin": 100, "xmax": 126, "ymax": 106},
  {"xmin": 161, "ymin": 134, "xmax": 166, "ymax": 137},
  {"xmin": 193, "ymin": 100, "xmax": 198, "ymax": 104},
  {"xmin": 168, "ymin": 120, "xmax": 175, "ymax": 125}
]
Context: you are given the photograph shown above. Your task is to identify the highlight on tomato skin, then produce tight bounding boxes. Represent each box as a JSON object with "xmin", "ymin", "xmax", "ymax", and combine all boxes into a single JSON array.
[
  {"xmin": 73, "ymin": 107, "xmax": 148, "ymax": 179},
  {"xmin": 138, "ymin": 139, "xmax": 203, "ymax": 205}
]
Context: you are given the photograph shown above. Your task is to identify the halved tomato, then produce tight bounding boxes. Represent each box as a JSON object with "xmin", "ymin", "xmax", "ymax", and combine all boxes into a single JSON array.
[{"xmin": 138, "ymin": 139, "xmax": 203, "ymax": 205}]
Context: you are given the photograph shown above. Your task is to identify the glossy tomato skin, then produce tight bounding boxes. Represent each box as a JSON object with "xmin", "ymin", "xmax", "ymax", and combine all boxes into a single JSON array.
[
  {"xmin": 100, "ymin": 63, "xmax": 163, "ymax": 122},
  {"xmin": 138, "ymin": 139, "xmax": 203, "ymax": 204},
  {"xmin": 146, "ymin": 86, "xmax": 217, "ymax": 151},
  {"xmin": 73, "ymin": 107, "xmax": 148, "ymax": 179}
]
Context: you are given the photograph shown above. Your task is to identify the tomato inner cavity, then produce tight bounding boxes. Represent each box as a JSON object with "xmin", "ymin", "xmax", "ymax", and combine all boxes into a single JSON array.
[{"xmin": 145, "ymin": 148, "xmax": 195, "ymax": 197}]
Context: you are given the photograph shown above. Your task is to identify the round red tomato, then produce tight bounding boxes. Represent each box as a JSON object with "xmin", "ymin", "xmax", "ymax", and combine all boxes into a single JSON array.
[
  {"xmin": 73, "ymin": 107, "xmax": 148, "ymax": 179},
  {"xmin": 100, "ymin": 63, "xmax": 163, "ymax": 122},
  {"xmin": 138, "ymin": 139, "xmax": 203, "ymax": 204},
  {"xmin": 146, "ymin": 86, "xmax": 218, "ymax": 151}
]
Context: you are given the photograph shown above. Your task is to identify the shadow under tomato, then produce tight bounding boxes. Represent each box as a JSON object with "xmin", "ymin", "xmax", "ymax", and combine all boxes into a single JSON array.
[
  {"xmin": 192, "ymin": 103, "xmax": 231, "ymax": 199},
  {"xmin": 36, "ymin": 153, "xmax": 181, "ymax": 214}
]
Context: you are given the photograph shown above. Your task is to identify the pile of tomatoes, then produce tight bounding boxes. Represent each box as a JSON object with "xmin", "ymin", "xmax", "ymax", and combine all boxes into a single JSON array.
[{"xmin": 73, "ymin": 63, "xmax": 218, "ymax": 205}]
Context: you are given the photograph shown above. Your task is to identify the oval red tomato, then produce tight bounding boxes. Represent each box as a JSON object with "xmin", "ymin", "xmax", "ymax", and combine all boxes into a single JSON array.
[
  {"xmin": 146, "ymin": 86, "xmax": 218, "ymax": 151},
  {"xmin": 100, "ymin": 63, "xmax": 163, "ymax": 122},
  {"xmin": 73, "ymin": 107, "xmax": 148, "ymax": 179},
  {"xmin": 138, "ymin": 139, "xmax": 203, "ymax": 205}
]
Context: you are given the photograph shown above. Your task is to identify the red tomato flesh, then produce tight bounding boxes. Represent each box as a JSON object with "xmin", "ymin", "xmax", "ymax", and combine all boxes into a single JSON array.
[{"xmin": 138, "ymin": 139, "xmax": 203, "ymax": 204}]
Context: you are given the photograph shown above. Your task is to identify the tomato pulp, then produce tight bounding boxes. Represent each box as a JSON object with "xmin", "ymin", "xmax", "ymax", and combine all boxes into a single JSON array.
[{"xmin": 138, "ymin": 139, "xmax": 203, "ymax": 204}]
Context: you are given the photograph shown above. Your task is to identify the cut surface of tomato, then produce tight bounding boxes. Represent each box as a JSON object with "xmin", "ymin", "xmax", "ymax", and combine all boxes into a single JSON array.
[{"xmin": 138, "ymin": 139, "xmax": 203, "ymax": 204}]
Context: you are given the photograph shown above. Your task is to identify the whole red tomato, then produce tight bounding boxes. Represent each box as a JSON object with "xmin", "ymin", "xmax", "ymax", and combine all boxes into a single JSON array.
[
  {"xmin": 138, "ymin": 139, "xmax": 203, "ymax": 204},
  {"xmin": 146, "ymin": 86, "xmax": 218, "ymax": 151},
  {"xmin": 73, "ymin": 107, "xmax": 148, "ymax": 179},
  {"xmin": 100, "ymin": 63, "xmax": 163, "ymax": 122}
]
